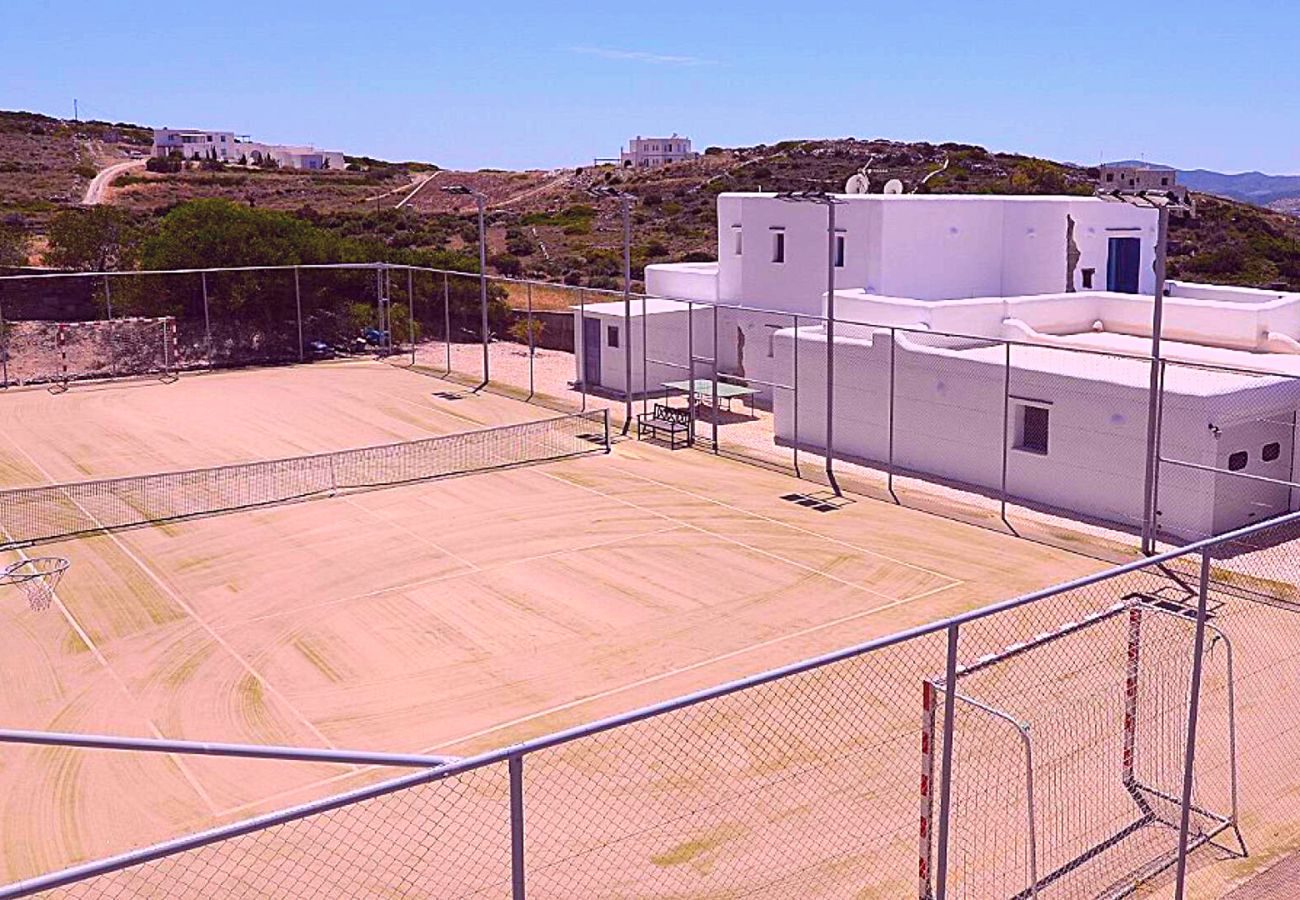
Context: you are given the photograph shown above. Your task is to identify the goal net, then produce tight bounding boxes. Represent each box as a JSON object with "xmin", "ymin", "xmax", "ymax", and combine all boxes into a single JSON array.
[
  {"xmin": 920, "ymin": 598, "xmax": 1241, "ymax": 899},
  {"xmin": 1, "ymin": 317, "xmax": 176, "ymax": 387}
]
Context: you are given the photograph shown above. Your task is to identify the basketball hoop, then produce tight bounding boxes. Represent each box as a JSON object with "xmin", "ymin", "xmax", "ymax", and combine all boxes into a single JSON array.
[{"xmin": 1, "ymin": 557, "xmax": 69, "ymax": 612}]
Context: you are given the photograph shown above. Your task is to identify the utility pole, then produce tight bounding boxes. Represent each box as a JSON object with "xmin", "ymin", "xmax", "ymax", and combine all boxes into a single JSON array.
[
  {"xmin": 441, "ymin": 185, "xmax": 491, "ymax": 387},
  {"xmin": 73, "ymin": 99, "xmax": 78, "ymax": 122}
]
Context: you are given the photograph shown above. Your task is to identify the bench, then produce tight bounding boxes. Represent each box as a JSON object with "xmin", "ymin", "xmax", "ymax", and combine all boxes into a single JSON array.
[{"xmin": 637, "ymin": 403, "xmax": 692, "ymax": 449}]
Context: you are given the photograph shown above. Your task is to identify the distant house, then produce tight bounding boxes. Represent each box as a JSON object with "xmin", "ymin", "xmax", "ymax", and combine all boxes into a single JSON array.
[
  {"xmin": 620, "ymin": 135, "xmax": 699, "ymax": 168},
  {"xmin": 152, "ymin": 129, "xmax": 345, "ymax": 171},
  {"xmin": 1099, "ymin": 165, "xmax": 1190, "ymax": 203}
]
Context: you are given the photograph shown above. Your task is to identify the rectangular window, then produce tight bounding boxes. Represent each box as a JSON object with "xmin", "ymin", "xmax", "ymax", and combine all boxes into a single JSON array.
[
  {"xmin": 834, "ymin": 234, "xmax": 846, "ymax": 268},
  {"xmin": 607, "ymin": 325, "xmax": 619, "ymax": 348},
  {"xmin": 732, "ymin": 226, "xmax": 743, "ymax": 256},
  {"xmin": 772, "ymin": 231, "xmax": 785, "ymax": 264},
  {"xmin": 1081, "ymin": 267, "xmax": 1095, "ymax": 289},
  {"xmin": 1015, "ymin": 404, "xmax": 1050, "ymax": 455}
]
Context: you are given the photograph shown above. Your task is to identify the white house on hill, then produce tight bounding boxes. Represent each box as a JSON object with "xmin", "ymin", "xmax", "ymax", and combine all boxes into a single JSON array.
[
  {"xmin": 574, "ymin": 192, "xmax": 1300, "ymax": 540},
  {"xmin": 153, "ymin": 129, "xmax": 346, "ymax": 170}
]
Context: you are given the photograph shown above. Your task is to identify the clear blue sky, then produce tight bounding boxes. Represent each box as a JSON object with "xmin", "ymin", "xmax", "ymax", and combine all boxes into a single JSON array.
[{"xmin": 2, "ymin": 0, "xmax": 1296, "ymax": 174}]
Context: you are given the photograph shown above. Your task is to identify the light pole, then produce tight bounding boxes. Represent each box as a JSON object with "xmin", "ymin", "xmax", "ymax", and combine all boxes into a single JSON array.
[
  {"xmin": 590, "ymin": 186, "xmax": 637, "ymax": 434},
  {"xmin": 443, "ymin": 184, "xmax": 491, "ymax": 387},
  {"xmin": 778, "ymin": 191, "xmax": 845, "ymax": 495}
]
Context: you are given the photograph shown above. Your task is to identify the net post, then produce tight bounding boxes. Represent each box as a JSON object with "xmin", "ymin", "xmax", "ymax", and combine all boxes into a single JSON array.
[
  {"xmin": 56, "ymin": 322, "xmax": 68, "ymax": 392},
  {"xmin": 1173, "ymin": 549, "xmax": 1214, "ymax": 897},
  {"xmin": 294, "ymin": 266, "xmax": 304, "ymax": 362},
  {"xmin": 933, "ymin": 622, "xmax": 960, "ymax": 900},
  {"xmin": 509, "ymin": 752, "xmax": 527, "ymax": 900}
]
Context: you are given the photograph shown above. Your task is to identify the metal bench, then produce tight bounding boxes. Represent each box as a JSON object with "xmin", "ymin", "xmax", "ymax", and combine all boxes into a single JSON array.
[{"xmin": 636, "ymin": 403, "xmax": 692, "ymax": 449}]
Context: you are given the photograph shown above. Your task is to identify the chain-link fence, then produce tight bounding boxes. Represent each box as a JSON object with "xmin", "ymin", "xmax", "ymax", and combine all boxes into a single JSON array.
[
  {"xmin": 5, "ymin": 264, "xmax": 1299, "ymax": 557},
  {"xmin": 3, "ymin": 511, "xmax": 1298, "ymax": 899}
]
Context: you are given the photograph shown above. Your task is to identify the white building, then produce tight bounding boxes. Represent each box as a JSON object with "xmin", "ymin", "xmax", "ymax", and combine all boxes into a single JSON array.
[
  {"xmin": 620, "ymin": 135, "xmax": 699, "ymax": 168},
  {"xmin": 152, "ymin": 129, "xmax": 346, "ymax": 170},
  {"xmin": 1099, "ymin": 165, "xmax": 1190, "ymax": 204},
  {"xmin": 573, "ymin": 192, "xmax": 1300, "ymax": 540}
]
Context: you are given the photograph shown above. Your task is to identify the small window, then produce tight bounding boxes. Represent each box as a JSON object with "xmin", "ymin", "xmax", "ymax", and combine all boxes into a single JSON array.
[
  {"xmin": 1228, "ymin": 451, "xmax": 1248, "ymax": 471},
  {"xmin": 607, "ymin": 325, "xmax": 619, "ymax": 348},
  {"xmin": 1106, "ymin": 172, "xmax": 1114, "ymax": 182},
  {"xmin": 834, "ymin": 234, "xmax": 846, "ymax": 268},
  {"xmin": 1161, "ymin": 177, "xmax": 1169, "ymax": 186},
  {"xmin": 732, "ymin": 227, "xmax": 743, "ymax": 256},
  {"xmin": 1015, "ymin": 404, "xmax": 1050, "ymax": 455},
  {"xmin": 1081, "ymin": 267, "xmax": 1095, "ymax": 289},
  {"xmin": 1262, "ymin": 442, "xmax": 1281, "ymax": 462},
  {"xmin": 772, "ymin": 231, "xmax": 785, "ymax": 264}
]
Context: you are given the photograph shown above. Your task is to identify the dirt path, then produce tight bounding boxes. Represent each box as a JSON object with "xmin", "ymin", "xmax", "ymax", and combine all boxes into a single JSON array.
[{"xmin": 82, "ymin": 158, "xmax": 144, "ymax": 205}]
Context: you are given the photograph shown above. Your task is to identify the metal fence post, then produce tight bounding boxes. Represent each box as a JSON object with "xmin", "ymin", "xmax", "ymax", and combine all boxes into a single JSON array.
[
  {"xmin": 509, "ymin": 754, "xmax": 526, "ymax": 900},
  {"xmin": 0, "ymin": 286, "xmax": 8, "ymax": 389},
  {"xmin": 294, "ymin": 266, "xmax": 304, "ymax": 362},
  {"xmin": 641, "ymin": 291, "xmax": 649, "ymax": 419},
  {"xmin": 407, "ymin": 267, "xmax": 415, "ymax": 366},
  {"xmin": 887, "ymin": 326, "xmax": 897, "ymax": 502},
  {"xmin": 104, "ymin": 275, "xmax": 117, "ymax": 379},
  {"xmin": 934, "ymin": 622, "xmax": 961, "ymax": 900},
  {"xmin": 1173, "ymin": 549, "xmax": 1214, "ymax": 897},
  {"xmin": 824, "ymin": 201, "xmax": 838, "ymax": 495},
  {"xmin": 1150, "ymin": 358, "xmax": 1168, "ymax": 544},
  {"xmin": 1001, "ymin": 340, "xmax": 1012, "ymax": 529},
  {"xmin": 201, "ymin": 271, "xmax": 212, "ymax": 368},
  {"xmin": 793, "ymin": 313, "xmax": 800, "ymax": 476},
  {"xmin": 687, "ymin": 300, "xmax": 696, "ymax": 445},
  {"xmin": 579, "ymin": 288, "xmax": 588, "ymax": 411},
  {"xmin": 526, "ymin": 281, "xmax": 535, "ymax": 400},
  {"xmin": 443, "ymin": 271, "xmax": 451, "ymax": 374},
  {"xmin": 711, "ymin": 304, "xmax": 719, "ymax": 453}
]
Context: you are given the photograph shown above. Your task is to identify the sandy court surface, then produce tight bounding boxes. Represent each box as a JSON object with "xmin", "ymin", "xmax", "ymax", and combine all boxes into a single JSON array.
[
  {"xmin": 0, "ymin": 360, "xmax": 1118, "ymax": 888},
  {"xmin": 0, "ymin": 359, "xmax": 555, "ymax": 487}
]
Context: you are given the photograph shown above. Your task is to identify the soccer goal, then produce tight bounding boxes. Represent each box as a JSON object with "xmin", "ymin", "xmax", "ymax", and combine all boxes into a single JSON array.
[
  {"xmin": 42, "ymin": 316, "xmax": 177, "ymax": 390},
  {"xmin": 919, "ymin": 598, "xmax": 1242, "ymax": 899}
]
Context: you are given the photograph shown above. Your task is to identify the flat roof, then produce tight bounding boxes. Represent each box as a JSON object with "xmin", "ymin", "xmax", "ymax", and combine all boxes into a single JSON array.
[
  {"xmin": 718, "ymin": 192, "xmax": 1114, "ymax": 204},
  {"xmin": 573, "ymin": 297, "xmax": 695, "ymax": 316}
]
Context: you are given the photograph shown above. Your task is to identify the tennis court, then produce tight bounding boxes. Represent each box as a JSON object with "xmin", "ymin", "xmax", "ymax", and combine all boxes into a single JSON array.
[{"xmin": 0, "ymin": 360, "xmax": 1107, "ymax": 887}]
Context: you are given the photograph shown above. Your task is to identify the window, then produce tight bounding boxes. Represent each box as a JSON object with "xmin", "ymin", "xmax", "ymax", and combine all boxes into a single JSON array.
[
  {"xmin": 1015, "ymin": 403, "xmax": 1050, "ymax": 455},
  {"xmin": 607, "ymin": 325, "xmax": 619, "ymax": 348},
  {"xmin": 1081, "ymin": 267, "xmax": 1095, "ymax": 289},
  {"xmin": 1228, "ymin": 451, "xmax": 1248, "ymax": 471},
  {"xmin": 834, "ymin": 234, "xmax": 846, "ymax": 268},
  {"xmin": 1106, "ymin": 172, "xmax": 1115, "ymax": 182},
  {"xmin": 732, "ymin": 226, "xmax": 743, "ymax": 256},
  {"xmin": 1263, "ymin": 442, "xmax": 1281, "ymax": 462},
  {"xmin": 772, "ymin": 230, "xmax": 785, "ymax": 264}
]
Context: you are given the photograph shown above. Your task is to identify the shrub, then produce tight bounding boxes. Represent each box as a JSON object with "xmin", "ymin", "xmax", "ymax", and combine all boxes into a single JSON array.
[
  {"xmin": 489, "ymin": 252, "xmax": 523, "ymax": 276},
  {"xmin": 73, "ymin": 163, "xmax": 97, "ymax": 179},
  {"xmin": 508, "ymin": 318, "xmax": 546, "ymax": 349},
  {"xmin": 146, "ymin": 155, "xmax": 183, "ymax": 174}
]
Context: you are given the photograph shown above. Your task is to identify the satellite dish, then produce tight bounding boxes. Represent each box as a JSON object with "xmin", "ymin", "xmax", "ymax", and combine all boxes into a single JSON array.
[
  {"xmin": 883, "ymin": 179, "xmax": 905, "ymax": 195},
  {"xmin": 844, "ymin": 172, "xmax": 870, "ymax": 194}
]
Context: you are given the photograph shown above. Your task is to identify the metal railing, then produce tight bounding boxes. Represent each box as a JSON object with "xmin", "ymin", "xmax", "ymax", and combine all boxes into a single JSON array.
[{"xmin": 1, "ymin": 509, "xmax": 1296, "ymax": 898}]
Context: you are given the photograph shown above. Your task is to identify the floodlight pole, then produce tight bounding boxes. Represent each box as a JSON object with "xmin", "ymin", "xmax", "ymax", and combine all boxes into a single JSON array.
[
  {"xmin": 621, "ymin": 194, "xmax": 633, "ymax": 435},
  {"xmin": 824, "ymin": 198, "xmax": 839, "ymax": 495},
  {"xmin": 475, "ymin": 193, "xmax": 490, "ymax": 387},
  {"xmin": 1140, "ymin": 205, "xmax": 1170, "ymax": 554}
]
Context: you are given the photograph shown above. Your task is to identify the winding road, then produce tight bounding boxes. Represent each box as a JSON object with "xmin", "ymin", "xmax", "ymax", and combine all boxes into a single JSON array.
[{"xmin": 83, "ymin": 158, "xmax": 146, "ymax": 205}]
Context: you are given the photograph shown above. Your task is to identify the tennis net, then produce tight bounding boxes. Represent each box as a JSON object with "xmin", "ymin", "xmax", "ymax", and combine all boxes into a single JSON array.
[{"xmin": 0, "ymin": 410, "xmax": 610, "ymax": 548}]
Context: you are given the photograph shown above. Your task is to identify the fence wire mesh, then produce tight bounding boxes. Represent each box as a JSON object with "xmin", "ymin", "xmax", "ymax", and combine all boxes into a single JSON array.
[{"xmin": 0, "ymin": 411, "xmax": 608, "ymax": 548}]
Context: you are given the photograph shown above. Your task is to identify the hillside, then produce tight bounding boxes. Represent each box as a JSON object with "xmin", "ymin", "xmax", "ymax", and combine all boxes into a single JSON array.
[{"xmin": 3, "ymin": 111, "xmax": 1297, "ymax": 293}]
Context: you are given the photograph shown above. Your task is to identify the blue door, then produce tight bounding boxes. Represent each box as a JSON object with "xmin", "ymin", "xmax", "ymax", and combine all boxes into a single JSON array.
[
  {"xmin": 1107, "ymin": 237, "xmax": 1141, "ymax": 294},
  {"xmin": 582, "ymin": 317, "xmax": 601, "ymax": 387}
]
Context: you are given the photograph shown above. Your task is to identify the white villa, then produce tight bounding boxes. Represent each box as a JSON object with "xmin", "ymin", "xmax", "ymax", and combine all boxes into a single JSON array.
[
  {"xmin": 152, "ymin": 129, "xmax": 346, "ymax": 170},
  {"xmin": 620, "ymin": 135, "xmax": 699, "ymax": 168},
  {"xmin": 575, "ymin": 192, "xmax": 1300, "ymax": 540}
]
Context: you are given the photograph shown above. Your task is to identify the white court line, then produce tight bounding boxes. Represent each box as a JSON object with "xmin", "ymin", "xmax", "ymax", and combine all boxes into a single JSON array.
[
  {"xmin": 612, "ymin": 464, "xmax": 962, "ymax": 586},
  {"xmin": 217, "ymin": 577, "xmax": 965, "ymax": 819},
  {"xmin": 239, "ymin": 523, "xmax": 685, "ymax": 626},
  {"xmin": 387, "ymin": 391, "xmax": 487, "ymax": 429},
  {"xmin": 0, "ymin": 521, "xmax": 219, "ymax": 816},
  {"xmin": 1, "ymin": 433, "xmax": 342, "ymax": 757}
]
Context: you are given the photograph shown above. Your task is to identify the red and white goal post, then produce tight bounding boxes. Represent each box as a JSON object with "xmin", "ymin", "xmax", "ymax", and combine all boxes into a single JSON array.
[
  {"xmin": 50, "ymin": 316, "xmax": 177, "ymax": 390},
  {"xmin": 918, "ymin": 598, "xmax": 1243, "ymax": 900}
]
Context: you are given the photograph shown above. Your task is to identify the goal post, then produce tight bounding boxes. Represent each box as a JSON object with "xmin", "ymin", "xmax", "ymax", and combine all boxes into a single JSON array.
[
  {"xmin": 44, "ymin": 316, "xmax": 177, "ymax": 389},
  {"xmin": 919, "ymin": 599, "xmax": 1243, "ymax": 900}
]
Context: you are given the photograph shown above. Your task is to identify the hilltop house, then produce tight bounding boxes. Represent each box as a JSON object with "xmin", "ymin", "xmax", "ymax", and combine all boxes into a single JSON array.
[
  {"xmin": 620, "ymin": 135, "xmax": 699, "ymax": 168},
  {"xmin": 575, "ymin": 192, "xmax": 1300, "ymax": 539},
  {"xmin": 152, "ymin": 129, "xmax": 345, "ymax": 170}
]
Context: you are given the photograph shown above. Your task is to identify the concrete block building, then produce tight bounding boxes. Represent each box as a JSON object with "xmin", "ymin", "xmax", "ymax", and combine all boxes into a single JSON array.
[
  {"xmin": 620, "ymin": 135, "xmax": 699, "ymax": 168},
  {"xmin": 575, "ymin": 191, "xmax": 1300, "ymax": 540}
]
